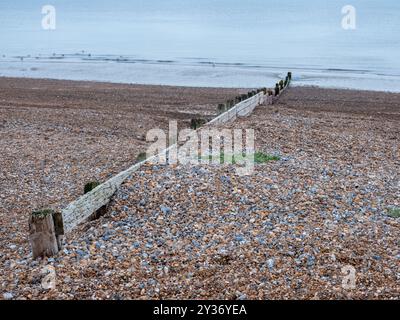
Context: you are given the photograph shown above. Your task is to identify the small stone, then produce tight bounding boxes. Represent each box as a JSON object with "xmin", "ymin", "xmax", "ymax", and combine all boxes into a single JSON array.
[
  {"xmin": 131, "ymin": 241, "xmax": 140, "ymax": 249},
  {"xmin": 76, "ymin": 249, "xmax": 86, "ymax": 257},
  {"xmin": 220, "ymin": 176, "xmax": 231, "ymax": 184},
  {"xmin": 267, "ymin": 258, "xmax": 275, "ymax": 270},
  {"xmin": 160, "ymin": 205, "xmax": 172, "ymax": 215},
  {"xmin": 237, "ymin": 294, "xmax": 247, "ymax": 300},
  {"xmin": 3, "ymin": 292, "xmax": 13, "ymax": 300},
  {"xmin": 145, "ymin": 242, "xmax": 153, "ymax": 249},
  {"xmin": 234, "ymin": 235, "xmax": 245, "ymax": 242},
  {"xmin": 307, "ymin": 255, "xmax": 316, "ymax": 267}
]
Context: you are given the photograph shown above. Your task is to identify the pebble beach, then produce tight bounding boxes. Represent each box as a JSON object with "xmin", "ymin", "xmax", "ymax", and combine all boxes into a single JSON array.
[{"xmin": 0, "ymin": 80, "xmax": 399, "ymax": 300}]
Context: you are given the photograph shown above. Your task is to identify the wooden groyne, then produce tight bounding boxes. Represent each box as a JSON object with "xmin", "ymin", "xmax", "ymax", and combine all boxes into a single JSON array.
[{"xmin": 28, "ymin": 73, "xmax": 292, "ymax": 258}]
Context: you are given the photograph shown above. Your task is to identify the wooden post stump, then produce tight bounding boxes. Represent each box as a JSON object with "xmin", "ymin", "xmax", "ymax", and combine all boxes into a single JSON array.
[
  {"xmin": 52, "ymin": 211, "xmax": 65, "ymax": 250},
  {"xmin": 29, "ymin": 209, "xmax": 63, "ymax": 259},
  {"xmin": 275, "ymin": 84, "xmax": 280, "ymax": 96}
]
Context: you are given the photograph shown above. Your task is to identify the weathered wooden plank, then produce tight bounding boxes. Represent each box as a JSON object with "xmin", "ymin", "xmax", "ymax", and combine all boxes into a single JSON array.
[
  {"xmin": 208, "ymin": 92, "xmax": 264, "ymax": 125},
  {"xmin": 61, "ymin": 145, "xmax": 175, "ymax": 232},
  {"xmin": 61, "ymin": 92, "xmax": 267, "ymax": 233}
]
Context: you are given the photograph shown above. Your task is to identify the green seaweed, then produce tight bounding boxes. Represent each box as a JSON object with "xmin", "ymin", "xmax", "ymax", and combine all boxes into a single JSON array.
[
  {"xmin": 136, "ymin": 152, "xmax": 147, "ymax": 163},
  {"xmin": 387, "ymin": 208, "xmax": 400, "ymax": 218},
  {"xmin": 32, "ymin": 209, "xmax": 54, "ymax": 219},
  {"xmin": 84, "ymin": 181, "xmax": 101, "ymax": 194},
  {"xmin": 190, "ymin": 118, "xmax": 208, "ymax": 130}
]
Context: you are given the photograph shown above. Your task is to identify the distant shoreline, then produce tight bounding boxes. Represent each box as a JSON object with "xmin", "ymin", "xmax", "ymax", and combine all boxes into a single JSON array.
[
  {"xmin": 1, "ymin": 75, "xmax": 400, "ymax": 94},
  {"xmin": 1, "ymin": 52, "xmax": 400, "ymax": 92}
]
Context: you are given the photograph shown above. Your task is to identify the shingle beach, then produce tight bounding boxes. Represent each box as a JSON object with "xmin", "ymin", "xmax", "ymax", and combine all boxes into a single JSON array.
[{"xmin": 1, "ymin": 80, "xmax": 399, "ymax": 299}]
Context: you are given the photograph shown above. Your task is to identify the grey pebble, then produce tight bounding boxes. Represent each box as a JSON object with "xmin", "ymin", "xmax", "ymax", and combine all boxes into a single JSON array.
[
  {"xmin": 160, "ymin": 205, "xmax": 172, "ymax": 214},
  {"xmin": 3, "ymin": 292, "xmax": 13, "ymax": 300}
]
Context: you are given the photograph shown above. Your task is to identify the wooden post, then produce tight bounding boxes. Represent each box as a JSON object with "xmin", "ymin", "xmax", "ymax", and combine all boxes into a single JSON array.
[
  {"xmin": 275, "ymin": 84, "xmax": 280, "ymax": 96},
  {"xmin": 52, "ymin": 211, "xmax": 65, "ymax": 250},
  {"xmin": 29, "ymin": 209, "xmax": 61, "ymax": 259}
]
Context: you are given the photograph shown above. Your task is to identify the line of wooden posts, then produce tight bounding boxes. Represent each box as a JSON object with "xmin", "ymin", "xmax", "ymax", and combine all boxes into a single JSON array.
[
  {"xmin": 190, "ymin": 72, "xmax": 292, "ymax": 130},
  {"xmin": 28, "ymin": 72, "xmax": 292, "ymax": 259}
]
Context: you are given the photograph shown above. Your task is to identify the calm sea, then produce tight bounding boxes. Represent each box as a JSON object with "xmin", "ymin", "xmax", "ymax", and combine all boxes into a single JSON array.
[{"xmin": 1, "ymin": 0, "xmax": 399, "ymax": 90}]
